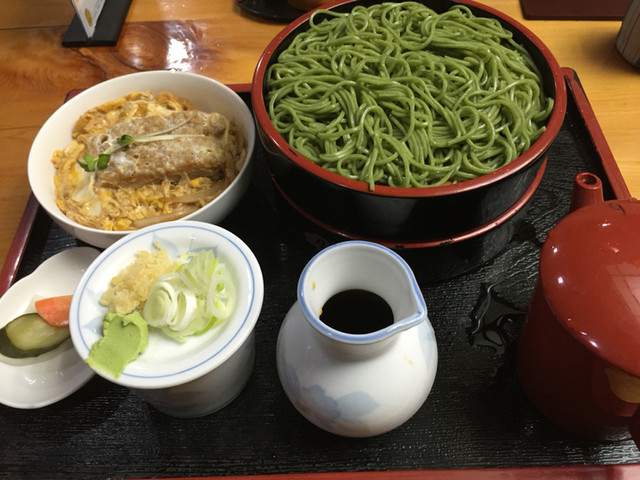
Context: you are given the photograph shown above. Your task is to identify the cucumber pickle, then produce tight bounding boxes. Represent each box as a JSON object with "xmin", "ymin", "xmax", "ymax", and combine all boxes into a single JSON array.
[{"xmin": 0, "ymin": 313, "xmax": 70, "ymax": 359}]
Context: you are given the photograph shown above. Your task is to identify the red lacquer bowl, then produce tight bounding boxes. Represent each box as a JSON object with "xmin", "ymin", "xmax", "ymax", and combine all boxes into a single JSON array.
[{"xmin": 252, "ymin": 0, "xmax": 567, "ymax": 244}]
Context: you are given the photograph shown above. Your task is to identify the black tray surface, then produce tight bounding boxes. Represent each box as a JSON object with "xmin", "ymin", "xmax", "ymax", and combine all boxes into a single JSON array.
[{"xmin": 1, "ymin": 72, "xmax": 638, "ymax": 480}]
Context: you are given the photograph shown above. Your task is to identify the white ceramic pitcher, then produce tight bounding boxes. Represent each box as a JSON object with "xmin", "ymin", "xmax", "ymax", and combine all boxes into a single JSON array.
[{"xmin": 276, "ymin": 241, "xmax": 438, "ymax": 437}]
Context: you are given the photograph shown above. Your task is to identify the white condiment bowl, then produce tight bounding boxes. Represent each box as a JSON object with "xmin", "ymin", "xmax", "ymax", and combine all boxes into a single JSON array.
[
  {"xmin": 69, "ymin": 220, "xmax": 264, "ymax": 418},
  {"xmin": 28, "ymin": 70, "xmax": 256, "ymax": 249}
]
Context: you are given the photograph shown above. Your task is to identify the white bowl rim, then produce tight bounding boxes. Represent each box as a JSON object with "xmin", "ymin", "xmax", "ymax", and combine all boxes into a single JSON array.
[
  {"xmin": 69, "ymin": 220, "xmax": 264, "ymax": 390},
  {"xmin": 28, "ymin": 70, "xmax": 256, "ymax": 242}
]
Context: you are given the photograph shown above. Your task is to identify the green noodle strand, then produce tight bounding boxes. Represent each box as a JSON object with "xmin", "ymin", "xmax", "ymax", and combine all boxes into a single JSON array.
[{"xmin": 266, "ymin": 1, "xmax": 554, "ymax": 189}]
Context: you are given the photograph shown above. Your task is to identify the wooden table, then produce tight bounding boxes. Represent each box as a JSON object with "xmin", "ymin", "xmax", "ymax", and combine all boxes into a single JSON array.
[{"xmin": 0, "ymin": 0, "xmax": 638, "ymax": 268}]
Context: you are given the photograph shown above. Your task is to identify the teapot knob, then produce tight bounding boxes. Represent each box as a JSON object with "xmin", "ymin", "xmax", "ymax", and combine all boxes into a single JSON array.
[{"xmin": 568, "ymin": 172, "xmax": 604, "ymax": 213}]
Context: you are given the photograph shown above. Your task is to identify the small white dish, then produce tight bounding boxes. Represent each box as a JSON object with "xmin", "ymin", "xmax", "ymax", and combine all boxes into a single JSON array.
[
  {"xmin": 70, "ymin": 220, "xmax": 264, "ymax": 417},
  {"xmin": 0, "ymin": 247, "xmax": 99, "ymax": 409}
]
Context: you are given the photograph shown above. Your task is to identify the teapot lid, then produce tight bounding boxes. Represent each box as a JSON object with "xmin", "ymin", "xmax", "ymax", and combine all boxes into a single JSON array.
[{"xmin": 539, "ymin": 198, "xmax": 640, "ymax": 376}]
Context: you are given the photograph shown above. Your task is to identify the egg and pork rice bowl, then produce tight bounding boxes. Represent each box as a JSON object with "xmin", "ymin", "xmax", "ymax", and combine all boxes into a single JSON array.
[{"xmin": 52, "ymin": 91, "xmax": 246, "ymax": 231}]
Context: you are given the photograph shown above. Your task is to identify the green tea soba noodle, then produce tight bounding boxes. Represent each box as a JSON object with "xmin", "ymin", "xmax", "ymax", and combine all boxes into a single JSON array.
[{"xmin": 266, "ymin": 2, "xmax": 554, "ymax": 190}]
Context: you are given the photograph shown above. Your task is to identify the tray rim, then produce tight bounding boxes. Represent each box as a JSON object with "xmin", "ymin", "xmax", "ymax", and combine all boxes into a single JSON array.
[{"xmin": 128, "ymin": 462, "xmax": 640, "ymax": 479}]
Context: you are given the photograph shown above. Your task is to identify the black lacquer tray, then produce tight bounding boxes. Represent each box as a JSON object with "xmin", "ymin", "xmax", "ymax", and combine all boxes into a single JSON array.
[{"xmin": 1, "ymin": 68, "xmax": 638, "ymax": 480}]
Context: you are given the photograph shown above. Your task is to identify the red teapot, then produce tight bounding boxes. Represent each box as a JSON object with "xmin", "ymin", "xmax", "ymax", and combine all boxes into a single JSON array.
[{"xmin": 516, "ymin": 172, "xmax": 640, "ymax": 445}]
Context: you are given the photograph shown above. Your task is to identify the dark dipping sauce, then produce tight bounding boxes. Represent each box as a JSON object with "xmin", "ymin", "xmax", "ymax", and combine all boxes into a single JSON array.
[{"xmin": 320, "ymin": 289, "xmax": 394, "ymax": 334}]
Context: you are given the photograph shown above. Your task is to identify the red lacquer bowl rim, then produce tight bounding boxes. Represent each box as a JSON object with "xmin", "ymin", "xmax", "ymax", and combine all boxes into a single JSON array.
[{"xmin": 251, "ymin": 0, "xmax": 567, "ymax": 199}]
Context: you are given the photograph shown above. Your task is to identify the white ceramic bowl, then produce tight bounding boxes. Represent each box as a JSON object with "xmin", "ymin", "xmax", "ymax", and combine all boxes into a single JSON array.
[
  {"xmin": 69, "ymin": 220, "xmax": 264, "ymax": 417},
  {"xmin": 28, "ymin": 71, "xmax": 256, "ymax": 249}
]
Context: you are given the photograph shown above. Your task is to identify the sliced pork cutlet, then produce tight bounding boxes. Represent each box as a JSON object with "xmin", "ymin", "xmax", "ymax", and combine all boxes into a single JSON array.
[{"xmin": 84, "ymin": 111, "xmax": 233, "ymax": 188}]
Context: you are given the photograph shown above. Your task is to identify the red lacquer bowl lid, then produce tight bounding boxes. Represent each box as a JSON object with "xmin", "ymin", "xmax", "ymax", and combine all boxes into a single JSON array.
[{"xmin": 540, "ymin": 198, "xmax": 640, "ymax": 376}]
